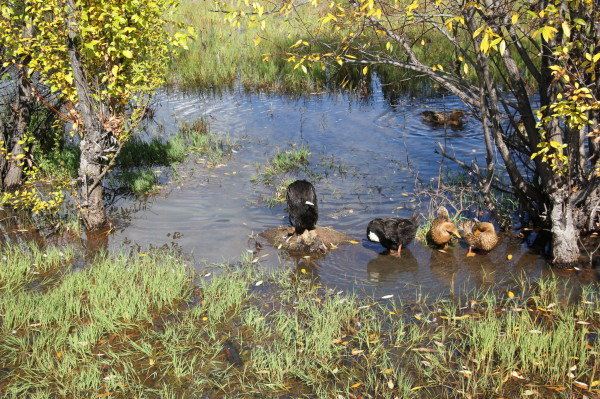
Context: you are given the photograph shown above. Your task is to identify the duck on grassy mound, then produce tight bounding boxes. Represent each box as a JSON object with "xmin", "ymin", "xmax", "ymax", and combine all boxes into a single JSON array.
[
  {"xmin": 286, "ymin": 180, "xmax": 318, "ymax": 235},
  {"xmin": 366, "ymin": 217, "xmax": 418, "ymax": 257},
  {"xmin": 461, "ymin": 220, "xmax": 498, "ymax": 257},
  {"xmin": 426, "ymin": 206, "xmax": 461, "ymax": 248},
  {"xmin": 421, "ymin": 110, "xmax": 466, "ymax": 129}
]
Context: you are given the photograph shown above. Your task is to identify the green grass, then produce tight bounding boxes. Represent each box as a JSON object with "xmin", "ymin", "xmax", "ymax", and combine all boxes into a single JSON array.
[
  {"xmin": 254, "ymin": 146, "xmax": 311, "ymax": 185},
  {"xmin": 170, "ymin": 0, "xmax": 329, "ymax": 93},
  {"xmin": 115, "ymin": 118, "xmax": 233, "ymax": 195},
  {"xmin": 1, "ymin": 245, "xmax": 598, "ymax": 398}
]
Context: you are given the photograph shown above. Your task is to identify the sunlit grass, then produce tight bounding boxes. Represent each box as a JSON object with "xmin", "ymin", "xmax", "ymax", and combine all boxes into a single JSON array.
[{"xmin": 1, "ymin": 245, "xmax": 598, "ymax": 398}]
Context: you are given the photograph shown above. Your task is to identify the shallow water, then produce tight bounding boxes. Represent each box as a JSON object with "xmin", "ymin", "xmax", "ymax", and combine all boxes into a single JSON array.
[{"xmin": 106, "ymin": 83, "xmax": 597, "ymax": 300}]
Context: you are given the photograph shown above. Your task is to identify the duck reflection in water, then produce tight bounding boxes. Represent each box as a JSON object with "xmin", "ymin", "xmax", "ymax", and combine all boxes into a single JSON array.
[{"xmin": 366, "ymin": 249, "xmax": 418, "ymax": 283}]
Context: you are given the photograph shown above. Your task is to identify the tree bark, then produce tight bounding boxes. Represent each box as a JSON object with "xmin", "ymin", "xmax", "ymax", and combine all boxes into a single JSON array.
[
  {"xmin": 550, "ymin": 189, "xmax": 580, "ymax": 267},
  {"xmin": 4, "ymin": 70, "xmax": 32, "ymax": 190},
  {"xmin": 67, "ymin": 0, "xmax": 107, "ymax": 230}
]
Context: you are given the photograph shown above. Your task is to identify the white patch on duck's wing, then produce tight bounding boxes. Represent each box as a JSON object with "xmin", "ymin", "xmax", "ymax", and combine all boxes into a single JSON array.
[
  {"xmin": 305, "ymin": 201, "xmax": 314, "ymax": 206},
  {"xmin": 368, "ymin": 231, "xmax": 380, "ymax": 242}
]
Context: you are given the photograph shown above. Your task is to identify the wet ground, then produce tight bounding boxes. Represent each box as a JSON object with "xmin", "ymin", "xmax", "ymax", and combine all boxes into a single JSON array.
[{"xmin": 92, "ymin": 82, "xmax": 599, "ymax": 300}]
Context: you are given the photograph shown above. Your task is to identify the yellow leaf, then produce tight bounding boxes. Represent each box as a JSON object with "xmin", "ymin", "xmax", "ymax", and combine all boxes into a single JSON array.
[
  {"xmin": 499, "ymin": 40, "xmax": 506, "ymax": 55},
  {"xmin": 348, "ymin": 240, "xmax": 360, "ymax": 244},
  {"xmin": 507, "ymin": 254, "xmax": 513, "ymax": 260},
  {"xmin": 301, "ymin": 65, "xmax": 308, "ymax": 74},
  {"xmin": 562, "ymin": 21, "xmax": 571, "ymax": 38},
  {"xmin": 350, "ymin": 382, "xmax": 362, "ymax": 389},
  {"xmin": 507, "ymin": 291, "xmax": 515, "ymax": 299},
  {"xmin": 362, "ymin": 65, "xmax": 368, "ymax": 75},
  {"xmin": 122, "ymin": 50, "xmax": 133, "ymax": 59},
  {"xmin": 463, "ymin": 63, "xmax": 469, "ymax": 75},
  {"xmin": 351, "ymin": 349, "xmax": 364, "ymax": 355},
  {"xmin": 511, "ymin": 14, "xmax": 519, "ymax": 25}
]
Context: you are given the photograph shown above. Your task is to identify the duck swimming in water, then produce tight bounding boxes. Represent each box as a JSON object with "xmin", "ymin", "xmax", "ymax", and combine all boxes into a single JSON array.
[
  {"xmin": 421, "ymin": 110, "xmax": 466, "ymax": 129},
  {"xmin": 286, "ymin": 180, "xmax": 318, "ymax": 235},
  {"xmin": 461, "ymin": 220, "xmax": 498, "ymax": 256},
  {"xmin": 366, "ymin": 217, "xmax": 418, "ymax": 256},
  {"xmin": 426, "ymin": 206, "xmax": 461, "ymax": 248}
]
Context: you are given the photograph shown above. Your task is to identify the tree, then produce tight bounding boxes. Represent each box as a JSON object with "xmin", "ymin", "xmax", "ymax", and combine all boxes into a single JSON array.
[
  {"xmin": 1, "ymin": 0, "xmax": 192, "ymax": 229},
  {"xmin": 226, "ymin": 0, "xmax": 600, "ymax": 266}
]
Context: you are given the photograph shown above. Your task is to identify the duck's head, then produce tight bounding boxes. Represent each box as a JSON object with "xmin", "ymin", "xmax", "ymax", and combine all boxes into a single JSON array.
[
  {"xmin": 436, "ymin": 206, "xmax": 450, "ymax": 220},
  {"xmin": 475, "ymin": 222, "xmax": 495, "ymax": 234},
  {"xmin": 441, "ymin": 221, "xmax": 461, "ymax": 238}
]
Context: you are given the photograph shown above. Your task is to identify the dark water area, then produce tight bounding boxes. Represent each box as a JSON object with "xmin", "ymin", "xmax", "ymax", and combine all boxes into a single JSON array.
[{"xmin": 85, "ymin": 81, "xmax": 597, "ymax": 300}]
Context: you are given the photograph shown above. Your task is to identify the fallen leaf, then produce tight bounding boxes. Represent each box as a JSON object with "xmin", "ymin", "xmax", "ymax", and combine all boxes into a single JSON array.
[
  {"xmin": 507, "ymin": 254, "xmax": 513, "ymax": 260},
  {"xmin": 350, "ymin": 382, "xmax": 362, "ymax": 389},
  {"xmin": 507, "ymin": 291, "xmax": 515, "ymax": 299},
  {"xmin": 577, "ymin": 321, "xmax": 591, "ymax": 325},
  {"xmin": 574, "ymin": 381, "xmax": 589, "ymax": 390},
  {"xmin": 348, "ymin": 240, "xmax": 360, "ymax": 245},
  {"xmin": 381, "ymin": 294, "xmax": 394, "ymax": 299},
  {"xmin": 458, "ymin": 369, "xmax": 472, "ymax": 377},
  {"xmin": 511, "ymin": 371, "xmax": 525, "ymax": 380},
  {"xmin": 382, "ymin": 368, "xmax": 394, "ymax": 375},
  {"xmin": 300, "ymin": 268, "xmax": 307, "ymax": 274},
  {"xmin": 466, "ymin": 252, "xmax": 476, "ymax": 257},
  {"xmin": 149, "ymin": 358, "xmax": 156, "ymax": 366},
  {"xmin": 255, "ymin": 280, "xmax": 263, "ymax": 286},
  {"xmin": 351, "ymin": 349, "xmax": 364, "ymax": 355},
  {"xmin": 387, "ymin": 380, "xmax": 395, "ymax": 389},
  {"xmin": 522, "ymin": 389, "xmax": 536, "ymax": 396}
]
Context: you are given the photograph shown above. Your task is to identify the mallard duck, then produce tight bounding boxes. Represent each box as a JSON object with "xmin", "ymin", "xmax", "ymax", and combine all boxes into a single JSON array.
[
  {"xmin": 426, "ymin": 206, "xmax": 461, "ymax": 248},
  {"xmin": 366, "ymin": 217, "xmax": 418, "ymax": 256},
  {"xmin": 461, "ymin": 220, "xmax": 498, "ymax": 256},
  {"xmin": 421, "ymin": 110, "xmax": 466, "ymax": 129},
  {"xmin": 286, "ymin": 180, "xmax": 318, "ymax": 235}
]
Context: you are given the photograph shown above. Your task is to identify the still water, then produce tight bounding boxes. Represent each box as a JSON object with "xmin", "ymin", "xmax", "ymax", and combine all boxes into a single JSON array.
[{"xmin": 107, "ymin": 82, "xmax": 595, "ymax": 300}]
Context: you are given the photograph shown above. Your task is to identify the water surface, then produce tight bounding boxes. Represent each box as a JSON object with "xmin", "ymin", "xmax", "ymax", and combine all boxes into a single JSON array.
[{"xmin": 107, "ymin": 84, "xmax": 596, "ymax": 300}]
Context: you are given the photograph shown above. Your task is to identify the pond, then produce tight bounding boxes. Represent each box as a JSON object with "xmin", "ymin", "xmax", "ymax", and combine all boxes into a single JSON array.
[{"xmin": 106, "ymin": 81, "xmax": 597, "ymax": 300}]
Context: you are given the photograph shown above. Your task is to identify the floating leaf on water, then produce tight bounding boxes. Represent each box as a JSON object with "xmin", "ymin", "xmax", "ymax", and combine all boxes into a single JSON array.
[
  {"xmin": 507, "ymin": 254, "xmax": 513, "ymax": 260},
  {"xmin": 381, "ymin": 294, "xmax": 394, "ymax": 299},
  {"xmin": 348, "ymin": 240, "xmax": 360, "ymax": 244},
  {"xmin": 204, "ymin": 273, "xmax": 212, "ymax": 277}
]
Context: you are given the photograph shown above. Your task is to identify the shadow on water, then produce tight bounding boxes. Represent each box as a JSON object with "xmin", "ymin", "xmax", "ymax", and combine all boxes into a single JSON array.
[{"xmin": 6, "ymin": 77, "xmax": 597, "ymax": 300}]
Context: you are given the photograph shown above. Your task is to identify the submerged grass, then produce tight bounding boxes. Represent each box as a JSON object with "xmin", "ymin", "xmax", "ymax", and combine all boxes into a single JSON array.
[
  {"xmin": 114, "ymin": 118, "xmax": 233, "ymax": 195},
  {"xmin": 1, "ymin": 245, "xmax": 599, "ymax": 398}
]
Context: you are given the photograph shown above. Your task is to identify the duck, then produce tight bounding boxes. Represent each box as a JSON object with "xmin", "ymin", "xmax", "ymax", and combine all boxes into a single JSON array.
[
  {"xmin": 421, "ymin": 110, "xmax": 466, "ymax": 129},
  {"xmin": 286, "ymin": 180, "xmax": 318, "ymax": 235},
  {"xmin": 460, "ymin": 220, "xmax": 498, "ymax": 256},
  {"xmin": 366, "ymin": 217, "xmax": 418, "ymax": 256},
  {"xmin": 426, "ymin": 206, "xmax": 461, "ymax": 248}
]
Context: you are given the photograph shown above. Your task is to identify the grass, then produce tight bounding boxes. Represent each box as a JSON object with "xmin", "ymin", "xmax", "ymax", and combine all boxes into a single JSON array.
[
  {"xmin": 1, "ymin": 245, "xmax": 599, "ymax": 398},
  {"xmin": 114, "ymin": 118, "xmax": 233, "ymax": 195},
  {"xmin": 253, "ymin": 146, "xmax": 311, "ymax": 184},
  {"xmin": 170, "ymin": 0, "xmax": 329, "ymax": 93}
]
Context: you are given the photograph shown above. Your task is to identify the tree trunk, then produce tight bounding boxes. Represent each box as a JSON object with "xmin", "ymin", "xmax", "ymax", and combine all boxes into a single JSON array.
[
  {"xmin": 549, "ymin": 190, "xmax": 580, "ymax": 267},
  {"xmin": 4, "ymin": 70, "xmax": 32, "ymax": 190},
  {"xmin": 78, "ymin": 135, "xmax": 106, "ymax": 230},
  {"xmin": 66, "ymin": 0, "xmax": 107, "ymax": 230}
]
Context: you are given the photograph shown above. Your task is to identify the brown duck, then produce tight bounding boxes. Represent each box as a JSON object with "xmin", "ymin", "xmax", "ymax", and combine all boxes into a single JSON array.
[
  {"xmin": 461, "ymin": 220, "xmax": 498, "ymax": 256},
  {"xmin": 426, "ymin": 206, "xmax": 460, "ymax": 248},
  {"xmin": 421, "ymin": 110, "xmax": 466, "ymax": 129}
]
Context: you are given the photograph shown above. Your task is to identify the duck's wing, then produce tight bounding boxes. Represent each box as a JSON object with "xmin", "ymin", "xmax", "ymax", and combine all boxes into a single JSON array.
[{"xmin": 396, "ymin": 218, "xmax": 418, "ymax": 245}]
